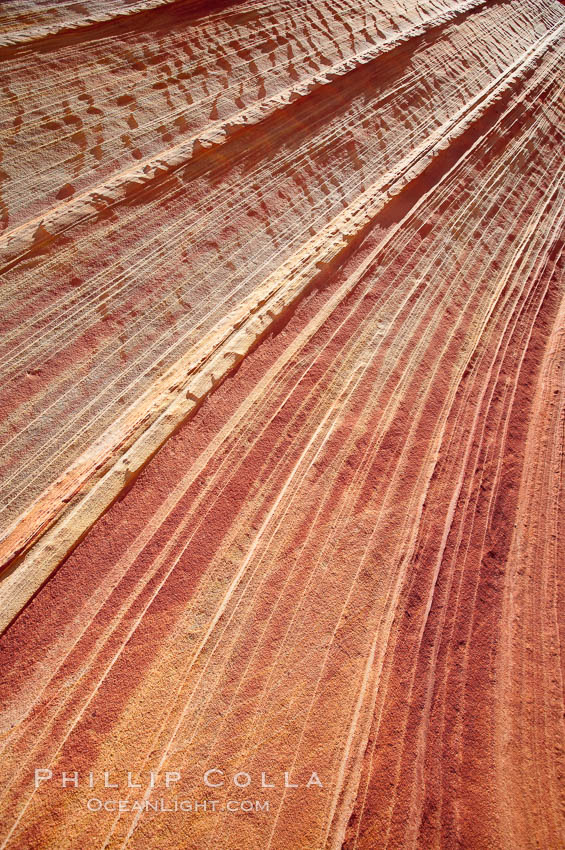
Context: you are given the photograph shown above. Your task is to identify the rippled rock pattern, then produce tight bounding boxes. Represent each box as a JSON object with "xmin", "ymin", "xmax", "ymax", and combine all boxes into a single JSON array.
[{"xmin": 0, "ymin": 0, "xmax": 564, "ymax": 848}]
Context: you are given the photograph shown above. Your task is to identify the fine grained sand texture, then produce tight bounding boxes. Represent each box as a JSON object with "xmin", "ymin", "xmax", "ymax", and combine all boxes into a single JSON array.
[{"xmin": 0, "ymin": 1, "xmax": 563, "ymax": 848}]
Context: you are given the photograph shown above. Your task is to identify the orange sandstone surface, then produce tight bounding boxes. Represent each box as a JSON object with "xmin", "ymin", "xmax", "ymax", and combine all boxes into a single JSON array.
[{"xmin": 0, "ymin": 0, "xmax": 564, "ymax": 848}]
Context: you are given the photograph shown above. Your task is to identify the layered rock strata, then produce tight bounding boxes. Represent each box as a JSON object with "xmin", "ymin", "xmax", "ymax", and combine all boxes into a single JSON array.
[{"xmin": 0, "ymin": 1, "xmax": 563, "ymax": 848}]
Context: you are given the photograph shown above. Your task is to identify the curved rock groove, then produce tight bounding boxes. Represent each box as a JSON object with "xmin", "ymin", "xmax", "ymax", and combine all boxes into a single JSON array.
[{"xmin": 0, "ymin": 0, "xmax": 563, "ymax": 848}]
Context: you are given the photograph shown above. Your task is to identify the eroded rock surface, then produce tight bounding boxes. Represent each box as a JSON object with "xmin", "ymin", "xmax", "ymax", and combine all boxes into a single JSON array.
[{"xmin": 0, "ymin": 1, "xmax": 563, "ymax": 848}]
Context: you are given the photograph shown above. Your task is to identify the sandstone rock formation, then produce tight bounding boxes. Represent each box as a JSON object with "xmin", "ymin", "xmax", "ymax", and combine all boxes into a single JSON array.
[{"xmin": 0, "ymin": 0, "xmax": 563, "ymax": 848}]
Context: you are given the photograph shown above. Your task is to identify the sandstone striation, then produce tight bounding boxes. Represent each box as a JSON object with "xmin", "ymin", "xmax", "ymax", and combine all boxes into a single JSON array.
[{"xmin": 0, "ymin": 0, "xmax": 563, "ymax": 848}]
